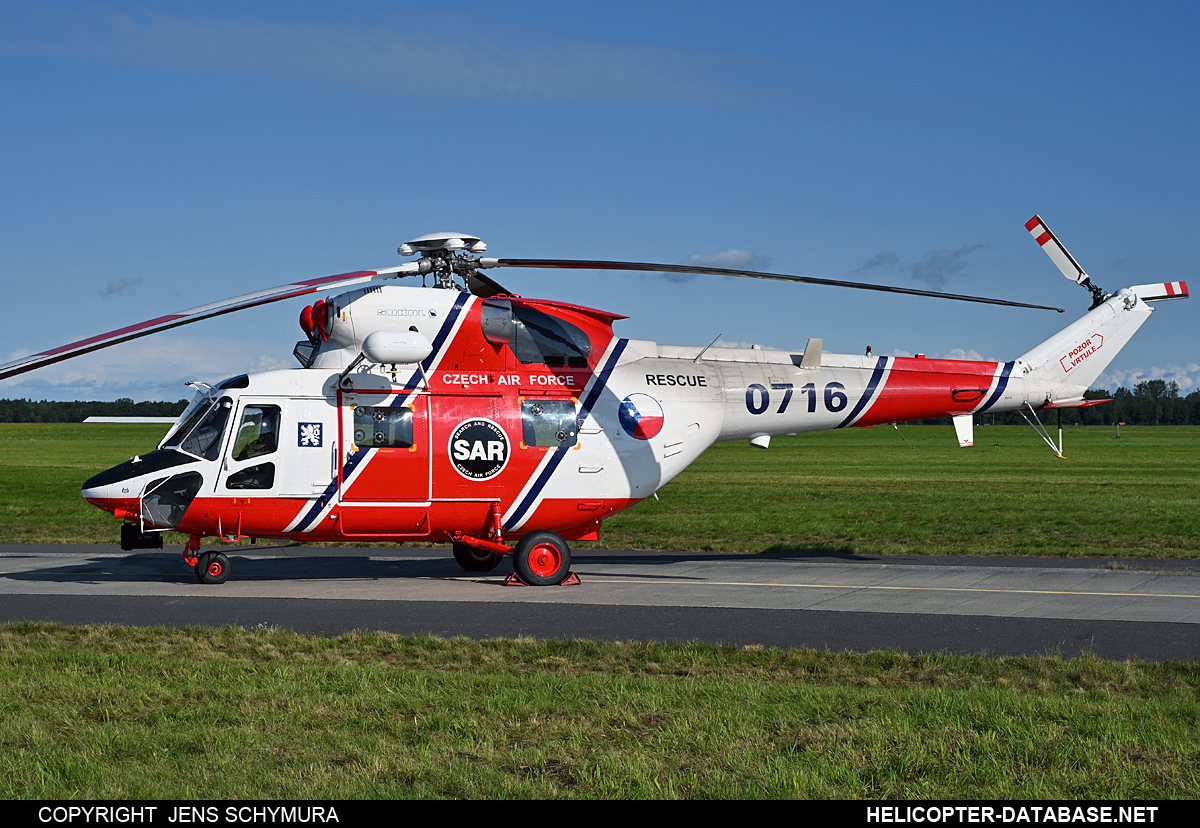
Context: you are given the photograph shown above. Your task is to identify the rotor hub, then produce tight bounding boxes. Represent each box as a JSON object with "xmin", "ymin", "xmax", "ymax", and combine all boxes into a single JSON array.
[{"xmin": 398, "ymin": 232, "xmax": 488, "ymax": 289}]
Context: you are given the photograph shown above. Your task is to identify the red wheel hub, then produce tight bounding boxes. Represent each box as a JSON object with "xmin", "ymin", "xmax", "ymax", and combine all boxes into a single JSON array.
[
  {"xmin": 207, "ymin": 560, "xmax": 224, "ymax": 577},
  {"xmin": 527, "ymin": 543, "xmax": 562, "ymax": 578}
]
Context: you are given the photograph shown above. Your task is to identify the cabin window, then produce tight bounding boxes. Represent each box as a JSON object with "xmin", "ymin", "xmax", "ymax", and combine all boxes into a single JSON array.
[
  {"xmin": 481, "ymin": 299, "xmax": 591, "ymax": 368},
  {"xmin": 226, "ymin": 463, "xmax": 276, "ymax": 490},
  {"xmin": 231, "ymin": 405, "xmax": 282, "ymax": 461},
  {"xmin": 353, "ymin": 406, "xmax": 413, "ymax": 448},
  {"xmin": 521, "ymin": 399, "xmax": 578, "ymax": 448}
]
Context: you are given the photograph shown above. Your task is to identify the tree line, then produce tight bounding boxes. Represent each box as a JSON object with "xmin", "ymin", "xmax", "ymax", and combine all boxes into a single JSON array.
[
  {"xmin": 919, "ymin": 381, "xmax": 1200, "ymax": 426},
  {"xmin": 0, "ymin": 398, "xmax": 189, "ymax": 423}
]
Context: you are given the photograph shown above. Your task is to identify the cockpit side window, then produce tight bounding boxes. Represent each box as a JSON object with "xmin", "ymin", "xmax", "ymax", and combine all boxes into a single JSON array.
[
  {"xmin": 177, "ymin": 397, "xmax": 233, "ymax": 461},
  {"xmin": 231, "ymin": 405, "xmax": 282, "ymax": 461}
]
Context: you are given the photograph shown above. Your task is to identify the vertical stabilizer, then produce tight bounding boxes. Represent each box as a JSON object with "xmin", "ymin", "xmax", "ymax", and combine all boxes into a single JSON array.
[{"xmin": 1015, "ymin": 289, "xmax": 1153, "ymax": 396}]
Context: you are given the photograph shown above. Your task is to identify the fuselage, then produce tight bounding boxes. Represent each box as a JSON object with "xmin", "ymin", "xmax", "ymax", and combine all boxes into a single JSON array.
[{"xmin": 81, "ymin": 282, "xmax": 1154, "ymax": 545}]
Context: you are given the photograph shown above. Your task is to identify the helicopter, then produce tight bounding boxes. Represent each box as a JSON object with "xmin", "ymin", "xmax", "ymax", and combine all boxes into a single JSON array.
[{"xmin": 0, "ymin": 216, "xmax": 1187, "ymax": 586}]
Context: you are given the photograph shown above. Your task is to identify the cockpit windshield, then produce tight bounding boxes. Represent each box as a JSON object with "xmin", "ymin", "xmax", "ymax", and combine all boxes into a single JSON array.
[
  {"xmin": 159, "ymin": 389, "xmax": 213, "ymax": 449},
  {"xmin": 164, "ymin": 396, "xmax": 234, "ymax": 461}
]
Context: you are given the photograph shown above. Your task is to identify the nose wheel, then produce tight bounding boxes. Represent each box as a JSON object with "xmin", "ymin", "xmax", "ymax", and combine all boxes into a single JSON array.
[
  {"xmin": 453, "ymin": 541, "xmax": 503, "ymax": 572},
  {"xmin": 195, "ymin": 551, "xmax": 231, "ymax": 584}
]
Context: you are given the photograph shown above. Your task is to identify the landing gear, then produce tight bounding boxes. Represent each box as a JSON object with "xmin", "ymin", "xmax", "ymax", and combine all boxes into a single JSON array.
[
  {"xmin": 513, "ymin": 531, "xmax": 572, "ymax": 586},
  {"xmin": 196, "ymin": 551, "xmax": 231, "ymax": 584},
  {"xmin": 453, "ymin": 541, "xmax": 502, "ymax": 572}
]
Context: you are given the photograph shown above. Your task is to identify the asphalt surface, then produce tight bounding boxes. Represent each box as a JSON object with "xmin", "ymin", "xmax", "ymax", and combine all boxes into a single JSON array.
[{"xmin": 3, "ymin": 543, "xmax": 1199, "ymax": 660}]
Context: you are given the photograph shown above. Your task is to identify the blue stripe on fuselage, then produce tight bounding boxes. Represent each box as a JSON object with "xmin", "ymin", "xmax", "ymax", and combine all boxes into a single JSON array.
[
  {"xmin": 836, "ymin": 355, "xmax": 889, "ymax": 428},
  {"xmin": 977, "ymin": 361, "xmax": 1015, "ymax": 413},
  {"xmin": 292, "ymin": 292, "xmax": 471, "ymax": 532},
  {"xmin": 503, "ymin": 339, "xmax": 628, "ymax": 532}
]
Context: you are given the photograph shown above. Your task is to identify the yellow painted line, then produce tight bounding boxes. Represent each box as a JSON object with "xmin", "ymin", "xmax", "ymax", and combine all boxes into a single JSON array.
[{"xmin": 452, "ymin": 576, "xmax": 1200, "ymax": 600}]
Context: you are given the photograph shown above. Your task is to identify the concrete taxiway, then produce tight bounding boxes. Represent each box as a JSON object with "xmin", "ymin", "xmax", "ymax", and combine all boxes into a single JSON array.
[{"xmin": 2, "ymin": 544, "xmax": 1199, "ymax": 660}]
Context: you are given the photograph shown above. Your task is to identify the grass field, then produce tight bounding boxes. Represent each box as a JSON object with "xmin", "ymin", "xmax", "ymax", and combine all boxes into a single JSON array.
[
  {"xmin": 2, "ymin": 422, "xmax": 1197, "ymax": 558},
  {"xmin": 3, "ymin": 624, "xmax": 1198, "ymax": 799},
  {"xmin": 4, "ymin": 423, "xmax": 1198, "ymax": 799}
]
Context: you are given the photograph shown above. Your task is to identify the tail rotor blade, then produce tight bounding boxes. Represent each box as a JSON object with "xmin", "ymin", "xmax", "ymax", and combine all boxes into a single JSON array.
[{"xmin": 1026, "ymin": 215, "xmax": 1089, "ymax": 285}]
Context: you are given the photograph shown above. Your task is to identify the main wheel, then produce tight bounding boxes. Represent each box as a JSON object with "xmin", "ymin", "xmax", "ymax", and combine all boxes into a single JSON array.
[
  {"xmin": 195, "ymin": 551, "xmax": 231, "ymax": 584},
  {"xmin": 513, "ymin": 531, "xmax": 571, "ymax": 586},
  {"xmin": 453, "ymin": 541, "xmax": 502, "ymax": 572}
]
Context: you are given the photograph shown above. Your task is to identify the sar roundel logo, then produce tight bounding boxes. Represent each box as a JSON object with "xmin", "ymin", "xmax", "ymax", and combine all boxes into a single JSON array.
[
  {"xmin": 619, "ymin": 394, "xmax": 664, "ymax": 440},
  {"xmin": 449, "ymin": 419, "xmax": 510, "ymax": 480}
]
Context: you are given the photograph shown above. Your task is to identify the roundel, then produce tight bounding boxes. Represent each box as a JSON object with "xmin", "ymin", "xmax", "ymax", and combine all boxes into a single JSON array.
[
  {"xmin": 618, "ymin": 394, "xmax": 665, "ymax": 440},
  {"xmin": 448, "ymin": 419, "xmax": 510, "ymax": 480}
]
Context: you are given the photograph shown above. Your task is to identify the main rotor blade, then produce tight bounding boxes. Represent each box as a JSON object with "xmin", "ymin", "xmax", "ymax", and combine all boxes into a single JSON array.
[
  {"xmin": 466, "ymin": 270, "xmax": 511, "ymax": 298},
  {"xmin": 0, "ymin": 266, "xmax": 416, "ymax": 381},
  {"xmin": 489, "ymin": 259, "xmax": 1066, "ymax": 313}
]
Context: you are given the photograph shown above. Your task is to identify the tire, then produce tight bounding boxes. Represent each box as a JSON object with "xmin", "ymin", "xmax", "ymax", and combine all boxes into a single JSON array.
[
  {"xmin": 196, "ymin": 551, "xmax": 231, "ymax": 584},
  {"xmin": 513, "ymin": 531, "xmax": 571, "ymax": 586},
  {"xmin": 453, "ymin": 542, "xmax": 502, "ymax": 572}
]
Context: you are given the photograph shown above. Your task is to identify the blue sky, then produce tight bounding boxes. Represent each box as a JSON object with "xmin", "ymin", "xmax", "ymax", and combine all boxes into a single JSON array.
[{"xmin": 1, "ymin": 1, "xmax": 1195, "ymax": 401}]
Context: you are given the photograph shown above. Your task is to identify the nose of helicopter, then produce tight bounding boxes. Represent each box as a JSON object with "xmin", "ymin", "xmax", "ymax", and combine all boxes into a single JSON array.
[
  {"xmin": 81, "ymin": 486, "xmax": 141, "ymax": 519},
  {"xmin": 81, "ymin": 449, "xmax": 199, "ymax": 519}
]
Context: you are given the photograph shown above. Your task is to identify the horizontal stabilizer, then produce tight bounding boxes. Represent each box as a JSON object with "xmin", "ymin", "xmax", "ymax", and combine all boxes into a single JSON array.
[
  {"xmin": 1129, "ymin": 281, "xmax": 1189, "ymax": 302},
  {"xmin": 1039, "ymin": 398, "xmax": 1112, "ymax": 409}
]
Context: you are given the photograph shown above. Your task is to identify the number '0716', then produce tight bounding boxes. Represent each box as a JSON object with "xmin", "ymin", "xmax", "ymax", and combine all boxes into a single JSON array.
[{"xmin": 745, "ymin": 382, "xmax": 847, "ymax": 414}]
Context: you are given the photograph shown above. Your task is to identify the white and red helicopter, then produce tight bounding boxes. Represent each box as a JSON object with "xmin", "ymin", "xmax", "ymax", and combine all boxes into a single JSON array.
[{"xmin": 0, "ymin": 216, "xmax": 1187, "ymax": 585}]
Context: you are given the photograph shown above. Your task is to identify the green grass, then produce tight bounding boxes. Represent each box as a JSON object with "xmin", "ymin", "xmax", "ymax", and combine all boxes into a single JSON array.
[
  {"xmin": 4, "ymin": 426, "xmax": 1199, "ymax": 799},
  {"xmin": 3, "ymin": 423, "xmax": 1198, "ymax": 558},
  {"xmin": 592, "ymin": 424, "xmax": 1200, "ymax": 558},
  {"xmin": 0, "ymin": 423, "xmax": 178, "ymax": 544},
  {"xmin": 3, "ymin": 624, "xmax": 1198, "ymax": 799}
]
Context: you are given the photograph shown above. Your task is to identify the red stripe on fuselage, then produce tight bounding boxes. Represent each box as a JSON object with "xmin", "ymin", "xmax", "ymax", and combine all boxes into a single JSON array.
[
  {"xmin": 317, "ymin": 297, "xmax": 621, "ymax": 538},
  {"xmin": 855, "ymin": 357, "xmax": 1002, "ymax": 426}
]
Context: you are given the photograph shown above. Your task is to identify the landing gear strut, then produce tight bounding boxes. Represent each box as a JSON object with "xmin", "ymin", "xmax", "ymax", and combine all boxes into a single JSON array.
[{"xmin": 453, "ymin": 541, "xmax": 502, "ymax": 572}]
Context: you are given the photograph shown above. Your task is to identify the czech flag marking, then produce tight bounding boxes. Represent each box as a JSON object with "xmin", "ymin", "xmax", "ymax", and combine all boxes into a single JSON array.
[{"xmin": 619, "ymin": 394, "xmax": 664, "ymax": 440}]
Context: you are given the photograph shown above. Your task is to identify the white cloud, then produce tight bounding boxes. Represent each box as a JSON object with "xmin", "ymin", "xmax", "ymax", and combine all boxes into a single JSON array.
[
  {"xmin": 909, "ymin": 245, "xmax": 984, "ymax": 289},
  {"xmin": 102, "ymin": 277, "xmax": 143, "ymax": 297},
  {"xmin": 0, "ymin": 335, "xmax": 293, "ymax": 401},
  {"xmin": 850, "ymin": 247, "xmax": 984, "ymax": 290},
  {"xmin": 714, "ymin": 339, "xmax": 780, "ymax": 350},
  {"xmin": 0, "ymin": 6, "xmax": 755, "ymax": 107},
  {"xmin": 656, "ymin": 249, "xmax": 772, "ymax": 283},
  {"xmin": 939, "ymin": 348, "xmax": 986, "ymax": 361},
  {"xmin": 681, "ymin": 249, "xmax": 772, "ymax": 271},
  {"xmin": 850, "ymin": 252, "xmax": 900, "ymax": 277},
  {"xmin": 1097, "ymin": 362, "xmax": 1200, "ymax": 392}
]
